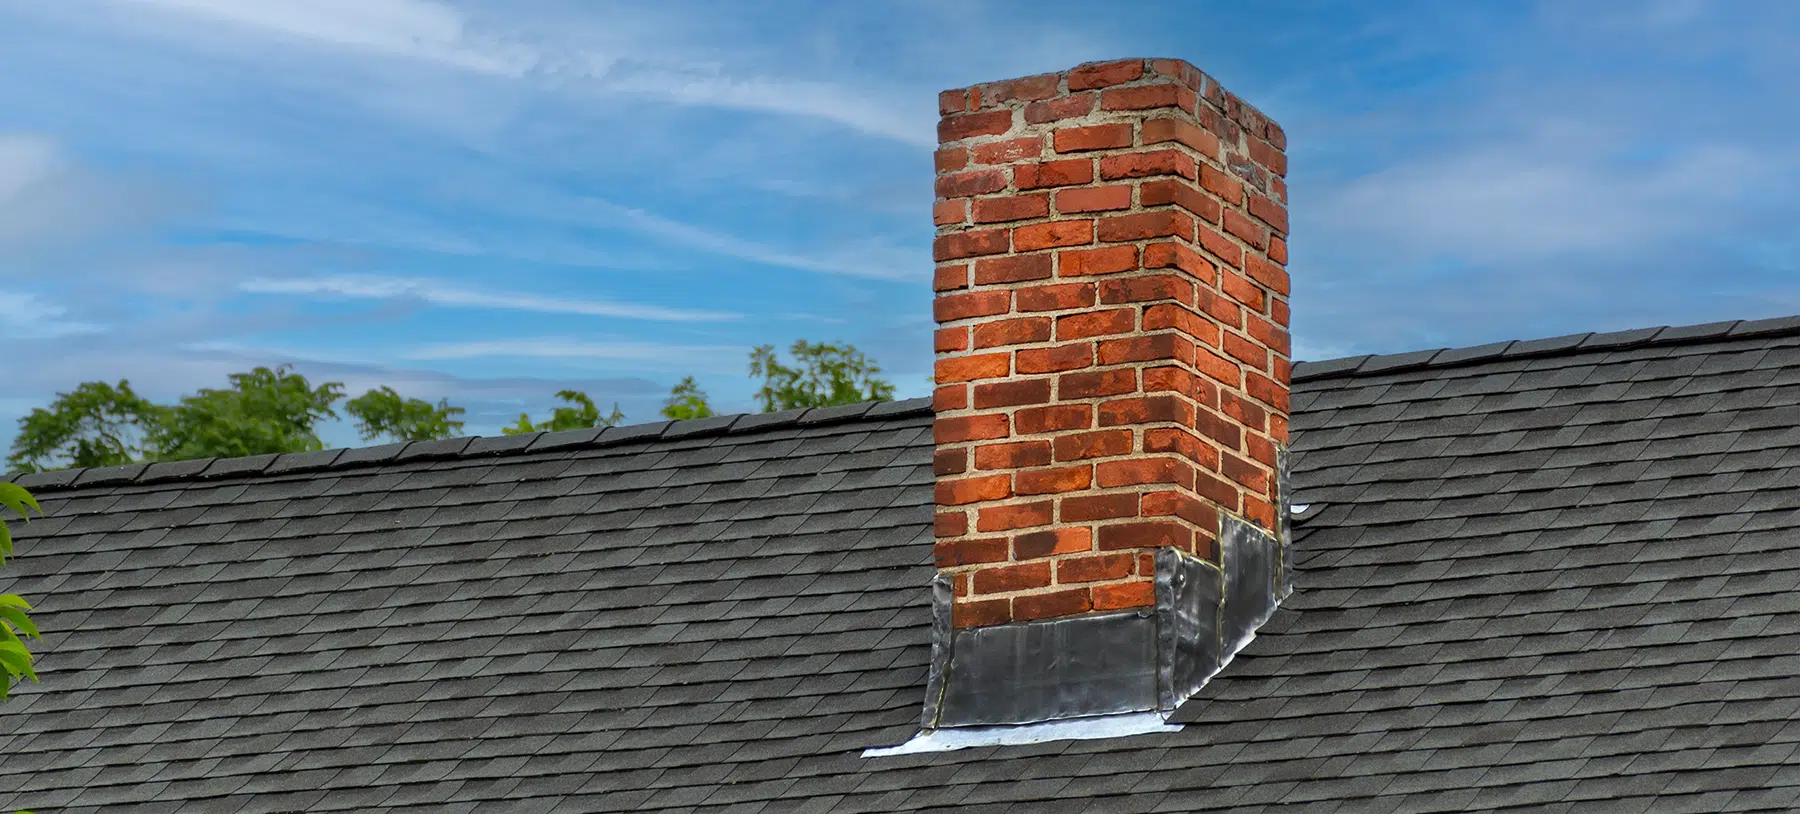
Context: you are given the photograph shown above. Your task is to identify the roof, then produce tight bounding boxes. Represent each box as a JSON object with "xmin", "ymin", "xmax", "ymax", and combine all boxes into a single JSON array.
[{"xmin": 7, "ymin": 316, "xmax": 1800, "ymax": 812}]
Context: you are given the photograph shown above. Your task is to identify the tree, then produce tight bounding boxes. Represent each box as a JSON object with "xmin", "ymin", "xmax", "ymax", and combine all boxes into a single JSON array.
[
  {"xmin": 346, "ymin": 387, "xmax": 466, "ymax": 443},
  {"xmin": 6, "ymin": 381, "xmax": 163, "ymax": 473},
  {"xmin": 7, "ymin": 366, "xmax": 467, "ymax": 472},
  {"xmin": 660, "ymin": 376, "xmax": 716, "ymax": 421},
  {"xmin": 749, "ymin": 340, "xmax": 896, "ymax": 413},
  {"xmin": 147, "ymin": 366, "xmax": 345, "ymax": 461},
  {"xmin": 0, "ymin": 482, "xmax": 41, "ymax": 703},
  {"xmin": 501, "ymin": 390, "xmax": 625, "ymax": 435}
]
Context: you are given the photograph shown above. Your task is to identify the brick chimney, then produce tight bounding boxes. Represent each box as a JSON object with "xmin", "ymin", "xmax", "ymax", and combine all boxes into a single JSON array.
[{"xmin": 931, "ymin": 58, "xmax": 1291, "ymax": 631}]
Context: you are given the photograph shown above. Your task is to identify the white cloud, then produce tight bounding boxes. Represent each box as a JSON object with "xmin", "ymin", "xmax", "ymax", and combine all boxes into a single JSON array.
[
  {"xmin": 0, "ymin": 291, "xmax": 104, "ymax": 339},
  {"xmin": 240, "ymin": 274, "xmax": 740, "ymax": 322},
  {"xmin": 0, "ymin": 132, "xmax": 182, "ymax": 254},
  {"xmin": 585, "ymin": 199, "xmax": 924, "ymax": 282}
]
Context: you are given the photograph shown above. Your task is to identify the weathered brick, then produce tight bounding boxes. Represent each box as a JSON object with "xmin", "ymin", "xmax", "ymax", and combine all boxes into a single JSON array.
[
  {"xmin": 971, "ymin": 315, "xmax": 1052, "ymax": 349},
  {"xmin": 1056, "ymin": 185, "xmax": 1134, "ymax": 214},
  {"xmin": 974, "ymin": 440, "xmax": 1054, "ymax": 470}
]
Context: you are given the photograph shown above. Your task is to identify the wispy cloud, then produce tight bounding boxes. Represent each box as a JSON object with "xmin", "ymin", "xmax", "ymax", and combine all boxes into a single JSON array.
[
  {"xmin": 0, "ymin": 132, "xmax": 185, "ymax": 254},
  {"xmin": 0, "ymin": 291, "xmax": 104, "ymax": 339},
  {"xmin": 240, "ymin": 274, "xmax": 741, "ymax": 322},
  {"xmin": 585, "ymin": 199, "xmax": 923, "ymax": 282},
  {"xmin": 403, "ymin": 337, "xmax": 745, "ymax": 365}
]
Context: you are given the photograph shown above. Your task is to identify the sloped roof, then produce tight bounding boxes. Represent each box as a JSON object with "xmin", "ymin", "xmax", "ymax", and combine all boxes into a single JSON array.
[{"xmin": 6, "ymin": 316, "xmax": 1800, "ymax": 812}]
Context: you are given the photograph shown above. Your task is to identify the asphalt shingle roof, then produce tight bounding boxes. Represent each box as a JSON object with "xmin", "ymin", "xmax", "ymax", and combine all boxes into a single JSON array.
[{"xmin": 6, "ymin": 319, "xmax": 1800, "ymax": 812}]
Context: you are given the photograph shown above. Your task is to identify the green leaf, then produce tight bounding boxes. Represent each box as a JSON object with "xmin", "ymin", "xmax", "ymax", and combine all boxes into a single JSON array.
[
  {"xmin": 0, "ymin": 604, "xmax": 39, "ymax": 639},
  {"xmin": 0, "ymin": 594, "xmax": 30, "ymax": 610},
  {"xmin": 0, "ymin": 520, "xmax": 12, "ymax": 563},
  {"xmin": 0, "ymin": 482, "xmax": 39, "ymax": 521}
]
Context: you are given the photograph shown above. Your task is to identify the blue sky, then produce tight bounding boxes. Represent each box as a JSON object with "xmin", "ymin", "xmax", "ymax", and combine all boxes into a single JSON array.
[{"xmin": 2, "ymin": 0, "xmax": 1798, "ymax": 450}]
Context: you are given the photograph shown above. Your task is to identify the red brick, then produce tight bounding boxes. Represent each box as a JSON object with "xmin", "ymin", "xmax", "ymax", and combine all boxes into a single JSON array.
[
  {"xmin": 973, "ymin": 193, "xmax": 1050, "ymax": 224},
  {"xmin": 935, "ymin": 146, "xmax": 968, "ymax": 173},
  {"xmin": 933, "ymin": 447, "xmax": 968, "ymax": 476},
  {"xmin": 1099, "ymin": 149, "xmax": 1196, "ymax": 182},
  {"xmin": 973, "ymin": 560, "xmax": 1052, "ymax": 594},
  {"xmin": 1099, "ymin": 274, "xmax": 1195, "ymax": 306},
  {"xmin": 1015, "ymin": 404, "xmax": 1092, "ymax": 434},
  {"xmin": 1059, "ymin": 368, "xmax": 1137, "ymax": 399},
  {"xmin": 1092, "ymin": 580, "xmax": 1156, "ymax": 610},
  {"xmin": 1244, "ymin": 495, "xmax": 1278, "ymax": 533},
  {"xmin": 1053, "ymin": 429, "xmax": 1133, "ymax": 461},
  {"xmin": 1013, "ymin": 588, "xmax": 1092, "ymax": 622},
  {"xmin": 939, "ymin": 89, "xmax": 970, "ymax": 116},
  {"xmin": 1194, "ymin": 469, "xmax": 1242, "ymax": 510},
  {"xmin": 1098, "ymin": 521, "xmax": 1193, "ymax": 551},
  {"xmin": 1024, "ymin": 92, "xmax": 1097, "ymax": 124},
  {"xmin": 1269, "ymin": 413, "xmax": 1290, "ymax": 444},
  {"xmin": 1246, "ymin": 312, "xmax": 1290, "ymax": 357},
  {"xmin": 1220, "ymin": 391, "xmax": 1268, "ymax": 431},
  {"xmin": 1141, "ymin": 117, "xmax": 1220, "ymax": 159},
  {"xmin": 933, "ymin": 384, "xmax": 967, "ymax": 412},
  {"xmin": 974, "ymin": 254, "xmax": 1054, "ymax": 285},
  {"xmin": 1099, "ymin": 333, "xmax": 1195, "ymax": 366},
  {"xmin": 935, "ymin": 536, "xmax": 1008, "ymax": 567},
  {"xmin": 1014, "ymin": 219, "xmax": 1095, "ymax": 251},
  {"xmin": 1141, "ymin": 303, "xmax": 1219, "ymax": 347},
  {"xmin": 1244, "ymin": 254, "xmax": 1290, "ymax": 296},
  {"xmin": 1057, "ymin": 552, "xmax": 1135, "ymax": 584},
  {"xmin": 1198, "ymin": 224, "xmax": 1243, "ymax": 268},
  {"xmin": 1061, "ymin": 492, "xmax": 1140, "ymax": 522},
  {"xmin": 1221, "ymin": 450, "xmax": 1269, "ymax": 493},
  {"xmin": 1248, "ymin": 192, "xmax": 1288, "ymax": 234},
  {"xmin": 939, "ymin": 109, "xmax": 1014, "ymax": 142},
  {"xmin": 935, "ymin": 326, "xmax": 969, "ymax": 353},
  {"xmin": 936, "ymin": 169, "xmax": 1008, "ymax": 199},
  {"xmin": 1069, "ymin": 59, "xmax": 1145, "ymax": 90},
  {"xmin": 1247, "ymin": 137, "xmax": 1287, "ymax": 177},
  {"xmin": 1054, "ymin": 123, "xmax": 1133, "ymax": 153},
  {"xmin": 971, "ymin": 136, "xmax": 1045, "ymax": 165},
  {"xmin": 1246, "ymin": 434, "xmax": 1278, "ymax": 469},
  {"xmin": 1055, "ymin": 308, "xmax": 1135, "ymax": 341},
  {"xmin": 935, "ymin": 509, "xmax": 968, "ymax": 537},
  {"xmin": 953, "ymin": 596, "xmax": 1010, "ymax": 628},
  {"xmin": 935, "ymin": 413, "xmax": 1009, "ymax": 444},
  {"xmin": 1224, "ymin": 211, "xmax": 1269, "ymax": 254},
  {"xmin": 1015, "ymin": 159, "xmax": 1094, "ymax": 190},
  {"xmin": 982, "ymin": 73, "xmax": 1061, "ymax": 105},
  {"xmin": 1192, "ymin": 408, "xmax": 1242, "ymax": 450},
  {"xmin": 934, "ymin": 290, "xmax": 1010, "ymax": 323},
  {"xmin": 1142, "ymin": 242, "xmax": 1217, "ymax": 285},
  {"xmin": 934, "ymin": 263, "xmax": 970, "ymax": 292},
  {"xmin": 1195, "ymin": 287, "xmax": 1244, "ymax": 330},
  {"xmin": 1220, "ymin": 271, "xmax": 1265, "ymax": 310},
  {"xmin": 1058, "ymin": 246, "xmax": 1139, "ymax": 277},
  {"xmin": 1014, "ymin": 527, "xmax": 1093, "ymax": 559},
  {"xmin": 1097, "ymin": 457, "xmax": 1192, "ymax": 489},
  {"xmin": 973, "ymin": 378, "xmax": 1053, "ymax": 409},
  {"xmin": 935, "ymin": 353, "xmax": 1011, "ymax": 383},
  {"xmin": 1100, "ymin": 83, "xmax": 1196, "ymax": 113},
  {"xmin": 1016, "ymin": 282, "xmax": 1097, "ymax": 312},
  {"xmin": 1017, "ymin": 343, "xmax": 1094, "ymax": 374},
  {"xmin": 1271, "ymin": 297, "xmax": 1290, "ymax": 328},
  {"xmin": 1269, "ymin": 236, "xmax": 1289, "ymax": 265},
  {"xmin": 1199, "ymin": 165, "xmax": 1244, "ymax": 205},
  {"xmin": 1015, "ymin": 464, "xmax": 1094, "ymax": 496},
  {"xmin": 1097, "ymin": 210, "xmax": 1193, "ymax": 242},
  {"xmin": 1143, "ymin": 426, "xmax": 1219, "ymax": 471},
  {"xmin": 1056, "ymin": 185, "xmax": 1134, "ymax": 214},
  {"xmin": 1139, "ymin": 179, "xmax": 1220, "ymax": 224},
  {"xmin": 1099, "ymin": 394, "xmax": 1193, "ymax": 427},
  {"xmin": 1223, "ymin": 331, "xmax": 1268, "ymax": 369},
  {"xmin": 976, "ymin": 500, "xmax": 1055, "ymax": 532},
  {"xmin": 1194, "ymin": 345, "xmax": 1242, "ymax": 389},
  {"xmin": 934, "ymin": 229, "xmax": 1010, "ymax": 262},
  {"xmin": 1246, "ymin": 370, "xmax": 1289, "ymax": 412},
  {"xmin": 934, "ymin": 199, "xmax": 968, "ymax": 226},
  {"xmin": 971, "ymin": 315, "xmax": 1052, "ymax": 349},
  {"xmin": 1142, "ymin": 490, "xmax": 1220, "ymax": 528},
  {"xmin": 974, "ymin": 440, "xmax": 1053, "ymax": 470}
]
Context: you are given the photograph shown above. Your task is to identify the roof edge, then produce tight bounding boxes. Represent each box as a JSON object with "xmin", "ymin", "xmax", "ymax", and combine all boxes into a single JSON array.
[
  {"xmin": 1290, "ymin": 314, "xmax": 1800, "ymax": 383},
  {"xmin": 5, "ymin": 397, "xmax": 935, "ymax": 493}
]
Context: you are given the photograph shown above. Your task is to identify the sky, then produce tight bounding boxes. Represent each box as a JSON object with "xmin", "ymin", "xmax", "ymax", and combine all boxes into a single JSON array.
[{"xmin": 2, "ymin": 0, "xmax": 1799, "ymax": 450}]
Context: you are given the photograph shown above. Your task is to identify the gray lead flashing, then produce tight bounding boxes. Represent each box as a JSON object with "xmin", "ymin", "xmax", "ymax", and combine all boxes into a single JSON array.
[{"xmin": 921, "ymin": 499, "xmax": 1292, "ymax": 732}]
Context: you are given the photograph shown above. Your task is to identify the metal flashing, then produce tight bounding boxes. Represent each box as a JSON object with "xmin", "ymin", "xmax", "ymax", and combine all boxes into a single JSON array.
[{"xmin": 862, "ymin": 711, "xmax": 1183, "ymax": 757}]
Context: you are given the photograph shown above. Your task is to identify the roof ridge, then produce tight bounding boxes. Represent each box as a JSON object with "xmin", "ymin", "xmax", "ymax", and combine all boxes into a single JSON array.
[
  {"xmin": 6, "ymin": 397, "xmax": 935, "ymax": 493},
  {"xmin": 1290, "ymin": 313, "xmax": 1800, "ymax": 383}
]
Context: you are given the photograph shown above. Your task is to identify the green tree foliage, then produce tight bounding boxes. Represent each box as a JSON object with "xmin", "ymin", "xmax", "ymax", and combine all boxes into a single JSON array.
[
  {"xmin": 0, "ymin": 482, "xmax": 42, "ymax": 703},
  {"xmin": 749, "ymin": 340, "xmax": 896, "ymax": 413},
  {"xmin": 147, "ymin": 366, "xmax": 346, "ymax": 461},
  {"xmin": 7, "ymin": 366, "xmax": 466, "ymax": 473},
  {"xmin": 660, "ymin": 376, "xmax": 716, "ymax": 421},
  {"xmin": 501, "ymin": 390, "xmax": 625, "ymax": 435},
  {"xmin": 7, "ymin": 381, "xmax": 163, "ymax": 473},
  {"xmin": 346, "ymin": 387, "xmax": 467, "ymax": 443}
]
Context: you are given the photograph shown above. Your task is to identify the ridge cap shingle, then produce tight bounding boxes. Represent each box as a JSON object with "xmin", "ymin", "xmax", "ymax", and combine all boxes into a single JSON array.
[{"xmin": 4, "ymin": 396, "xmax": 935, "ymax": 492}]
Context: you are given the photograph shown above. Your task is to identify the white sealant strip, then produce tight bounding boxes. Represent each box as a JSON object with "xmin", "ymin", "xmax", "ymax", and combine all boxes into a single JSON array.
[{"xmin": 861, "ymin": 711, "xmax": 1183, "ymax": 758}]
